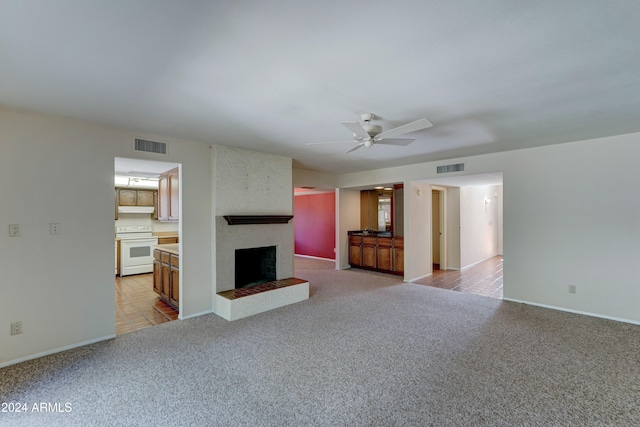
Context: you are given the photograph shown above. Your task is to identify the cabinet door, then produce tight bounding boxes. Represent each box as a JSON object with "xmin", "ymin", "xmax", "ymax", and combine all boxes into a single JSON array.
[
  {"xmin": 157, "ymin": 175, "xmax": 169, "ymax": 221},
  {"xmin": 170, "ymin": 267, "xmax": 179, "ymax": 308},
  {"xmin": 168, "ymin": 169, "xmax": 179, "ymax": 220},
  {"xmin": 153, "ymin": 260, "xmax": 162, "ymax": 295},
  {"xmin": 377, "ymin": 238, "xmax": 393, "ymax": 271},
  {"xmin": 161, "ymin": 264, "xmax": 171, "ymax": 300},
  {"xmin": 349, "ymin": 244, "xmax": 362, "ymax": 267},
  {"xmin": 362, "ymin": 245, "xmax": 377, "ymax": 268},
  {"xmin": 136, "ymin": 190, "xmax": 155, "ymax": 206},
  {"xmin": 118, "ymin": 189, "xmax": 137, "ymax": 206},
  {"xmin": 393, "ymin": 248, "xmax": 404, "ymax": 273}
]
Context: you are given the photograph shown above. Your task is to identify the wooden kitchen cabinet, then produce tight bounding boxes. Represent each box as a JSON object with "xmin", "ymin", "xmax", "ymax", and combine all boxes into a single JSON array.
[
  {"xmin": 153, "ymin": 247, "xmax": 179, "ymax": 309},
  {"xmin": 158, "ymin": 168, "xmax": 179, "ymax": 222},
  {"xmin": 115, "ymin": 188, "xmax": 157, "ymax": 220},
  {"xmin": 157, "ymin": 236, "xmax": 178, "ymax": 245}
]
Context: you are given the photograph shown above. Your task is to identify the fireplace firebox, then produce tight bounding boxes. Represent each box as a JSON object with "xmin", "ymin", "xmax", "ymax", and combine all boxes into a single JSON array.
[{"xmin": 235, "ymin": 246, "xmax": 277, "ymax": 289}]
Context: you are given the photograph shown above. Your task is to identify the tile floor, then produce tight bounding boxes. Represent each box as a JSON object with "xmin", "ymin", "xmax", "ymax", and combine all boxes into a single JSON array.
[
  {"xmin": 413, "ymin": 256, "xmax": 503, "ymax": 299},
  {"xmin": 115, "ymin": 273, "xmax": 179, "ymax": 335}
]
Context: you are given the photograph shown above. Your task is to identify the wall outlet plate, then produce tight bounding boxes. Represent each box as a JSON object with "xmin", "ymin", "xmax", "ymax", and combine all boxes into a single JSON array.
[
  {"xmin": 568, "ymin": 284, "xmax": 577, "ymax": 294},
  {"xmin": 9, "ymin": 224, "xmax": 20, "ymax": 237},
  {"xmin": 11, "ymin": 321, "xmax": 23, "ymax": 335}
]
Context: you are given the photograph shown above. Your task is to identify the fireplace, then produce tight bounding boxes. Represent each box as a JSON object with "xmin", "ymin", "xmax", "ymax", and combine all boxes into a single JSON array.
[{"xmin": 235, "ymin": 246, "xmax": 277, "ymax": 289}]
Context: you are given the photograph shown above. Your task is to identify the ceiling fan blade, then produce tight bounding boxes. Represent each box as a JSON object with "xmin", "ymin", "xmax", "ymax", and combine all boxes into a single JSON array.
[
  {"xmin": 346, "ymin": 143, "xmax": 365, "ymax": 153},
  {"xmin": 341, "ymin": 121, "xmax": 370, "ymax": 139},
  {"xmin": 306, "ymin": 140, "xmax": 356, "ymax": 146},
  {"xmin": 375, "ymin": 118, "xmax": 433, "ymax": 140},
  {"xmin": 375, "ymin": 138, "xmax": 415, "ymax": 147}
]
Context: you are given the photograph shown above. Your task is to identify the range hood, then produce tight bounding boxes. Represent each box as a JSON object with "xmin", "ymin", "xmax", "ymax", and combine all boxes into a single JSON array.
[{"xmin": 117, "ymin": 206, "xmax": 155, "ymax": 214}]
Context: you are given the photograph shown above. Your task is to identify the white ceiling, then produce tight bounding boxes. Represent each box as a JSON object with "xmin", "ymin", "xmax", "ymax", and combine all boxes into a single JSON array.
[{"xmin": 2, "ymin": 1, "xmax": 640, "ymax": 175}]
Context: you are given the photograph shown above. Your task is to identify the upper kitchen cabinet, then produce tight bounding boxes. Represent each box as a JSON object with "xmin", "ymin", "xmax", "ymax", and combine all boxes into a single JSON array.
[
  {"xmin": 158, "ymin": 167, "xmax": 179, "ymax": 222},
  {"xmin": 115, "ymin": 188, "xmax": 158, "ymax": 220}
]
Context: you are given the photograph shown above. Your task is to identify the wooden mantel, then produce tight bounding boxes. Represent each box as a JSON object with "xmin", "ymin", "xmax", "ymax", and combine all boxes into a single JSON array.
[{"xmin": 223, "ymin": 215, "xmax": 294, "ymax": 225}]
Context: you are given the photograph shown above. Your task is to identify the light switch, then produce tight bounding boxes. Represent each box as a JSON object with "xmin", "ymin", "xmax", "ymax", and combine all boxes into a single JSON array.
[
  {"xmin": 50, "ymin": 223, "xmax": 60, "ymax": 235},
  {"xmin": 9, "ymin": 224, "xmax": 20, "ymax": 237}
]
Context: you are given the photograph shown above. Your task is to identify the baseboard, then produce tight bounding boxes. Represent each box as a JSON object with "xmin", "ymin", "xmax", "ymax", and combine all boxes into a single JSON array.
[
  {"xmin": 179, "ymin": 309, "xmax": 212, "ymax": 320},
  {"xmin": 0, "ymin": 334, "xmax": 116, "ymax": 368},
  {"xmin": 294, "ymin": 254, "xmax": 336, "ymax": 262},
  {"xmin": 461, "ymin": 254, "xmax": 501, "ymax": 271},
  {"xmin": 503, "ymin": 298, "xmax": 640, "ymax": 326},
  {"xmin": 407, "ymin": 272, "xmax": 433, "ymax": 282}
]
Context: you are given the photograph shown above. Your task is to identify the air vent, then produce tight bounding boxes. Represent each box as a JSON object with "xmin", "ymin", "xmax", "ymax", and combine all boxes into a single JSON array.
[
  {"xmin": 437, "ymin": 163, "xmax": 465, "ymax": 174},
  {"xmin": 134, "ymin": 138, "xmax": 167, "ymax": 155}
]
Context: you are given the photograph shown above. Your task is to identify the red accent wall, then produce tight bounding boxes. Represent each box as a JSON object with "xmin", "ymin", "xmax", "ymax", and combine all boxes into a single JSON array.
[{"xmin": 294, "ymin": 192, "xmax": 335, "ymax": 259}]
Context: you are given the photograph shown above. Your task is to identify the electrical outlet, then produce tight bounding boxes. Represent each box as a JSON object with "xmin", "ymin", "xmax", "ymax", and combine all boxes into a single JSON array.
[
  {"xmin": 568, "ymin": 284, "xmax": 577, "ymax": 294},
  {"xmin": 11, "ymin": 321, "xmax": 23, "ymax": 335},
  {"xmin": 9, "ymin": 224, "xmax": 20, "ymax": 237},
  {"xmin": 50, "ymin": 223, "xmax": 60, "ymax": 235}
]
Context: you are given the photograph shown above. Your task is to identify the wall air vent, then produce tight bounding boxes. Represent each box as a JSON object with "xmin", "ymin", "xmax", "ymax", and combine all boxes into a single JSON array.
[
  {"xmin": 437, "ymin": 163, "xmax": 465, "ymax": 174},
  {"xmin": 134, "ymin": 138, "xmax": 167, "ymax": 155}
]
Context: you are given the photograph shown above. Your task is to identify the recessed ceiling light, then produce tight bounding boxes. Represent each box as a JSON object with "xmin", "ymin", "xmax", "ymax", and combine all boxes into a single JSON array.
[
  {"xmin": 384, "ymin": 187, "xmax": 392, "ymax": 190},
  {"xmin": 374, "ymin": 186, "xmax": 384, "ymax": 189}
]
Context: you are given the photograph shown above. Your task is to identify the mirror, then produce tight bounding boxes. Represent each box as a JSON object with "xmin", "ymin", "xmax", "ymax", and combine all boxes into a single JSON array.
[{"xmin": 360, "ymin": 188, "xmax": 395, "ymax": 232}]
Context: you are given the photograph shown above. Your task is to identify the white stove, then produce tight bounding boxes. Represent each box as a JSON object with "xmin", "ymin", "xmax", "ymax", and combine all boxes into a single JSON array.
[{"xmin": 116, "ymin": 225, "xmax": 158, "ymax": 276}]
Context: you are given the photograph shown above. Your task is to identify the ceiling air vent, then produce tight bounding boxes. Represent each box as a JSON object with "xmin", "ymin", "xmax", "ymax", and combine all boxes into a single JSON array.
[
  {"xmin": 437, "ymin": 163, "xmax": 465, "ymax": 174},
  {"xmin": 134, "ymin": 138, "xmax": 167, "ymax": 155}
]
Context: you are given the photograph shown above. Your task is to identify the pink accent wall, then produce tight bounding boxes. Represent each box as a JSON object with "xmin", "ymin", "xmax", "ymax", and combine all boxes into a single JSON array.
[{"xmin": 294, "ymin": 192, "xmax": 335, "ymax": 259}]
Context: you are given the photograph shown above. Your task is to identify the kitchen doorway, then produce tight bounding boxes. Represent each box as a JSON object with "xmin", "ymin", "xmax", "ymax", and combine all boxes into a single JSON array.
[
  {"xmin": 114, "ymin": 157, "xmax": 181, "ymax": 335},
  {"xmin": 431, "ymin": 186, "xmax": 446, "ymax": 271}
]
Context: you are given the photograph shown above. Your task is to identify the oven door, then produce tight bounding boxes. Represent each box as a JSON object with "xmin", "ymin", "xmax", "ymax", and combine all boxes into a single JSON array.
[{"xmin": 119, "ymin": 237, "xmax": 158, "ymax": 276}]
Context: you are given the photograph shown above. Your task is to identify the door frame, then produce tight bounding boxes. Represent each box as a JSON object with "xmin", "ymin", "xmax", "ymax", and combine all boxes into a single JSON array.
[{"xmin": 431, "ymin": 186, "xmax": 447, "ymax": 270}]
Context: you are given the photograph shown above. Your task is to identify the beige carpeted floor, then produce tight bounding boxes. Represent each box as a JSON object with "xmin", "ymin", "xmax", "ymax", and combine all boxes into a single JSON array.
[{"xmin": 1, "ymin": 257, "xmax": 639, "ymax": 426}]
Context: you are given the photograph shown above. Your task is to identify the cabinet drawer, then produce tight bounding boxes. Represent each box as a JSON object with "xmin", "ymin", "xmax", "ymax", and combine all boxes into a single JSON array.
[
  {"xmin": 170, "ymin": 254, "xmax": 179, "ymax": 268},
  {"xmin": 153, "ymin": 249, "xmax": 162, "ymax": 261},
  {"xmin": 363, "ymin": 236, "xmax": 377, "ymax": 246},
  {"xmin": 349, "ymin": 236, "xmax": 362, "ymax": 245},
  {"xmin": 161, "ymin": 252, "xmax": 170, "ymax": 264}
]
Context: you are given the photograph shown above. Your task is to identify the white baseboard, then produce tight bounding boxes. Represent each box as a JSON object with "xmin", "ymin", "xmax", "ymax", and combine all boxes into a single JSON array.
[
  {"xmin": 0, "ymin": 334, "xmax": 116, "ymax": 368},
  {"xmin": 179, "ymin": 309, "xmax": 212, "ymax": 320},
  {"xmin": 503, "ymin": 298, "xmax": 640, "ymax": 326},
  {"xmin": 294, "ymin": 254, "xmax": 336, "ymax": 262}
]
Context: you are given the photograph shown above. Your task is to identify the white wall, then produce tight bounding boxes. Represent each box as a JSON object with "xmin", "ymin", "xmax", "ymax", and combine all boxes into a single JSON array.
[
  {"xmin": 445, "ymin": 187, "xmax": 461, "ymax": 270},
  {"xmin": 338, "ymin": 132, "xmax": 640, "ymax": 324},
  {"xmin": 460, "ymin": 185, "xmax": 500, "ymax": 268},
  {"xmin": 404, "ymin": 182, "xmax": 432, "ymax": 281},
  {"xmin": 0, "ymin": 107, "xmax": 212, "ymax": 366},
  {"xmin": 335, "ymin": 189, "xmax": 360, "ymax": 269}
]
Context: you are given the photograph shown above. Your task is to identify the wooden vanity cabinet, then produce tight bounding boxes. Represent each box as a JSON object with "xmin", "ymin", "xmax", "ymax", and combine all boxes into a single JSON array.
[
  {"xmin": 362, "ymin": 237, "xmax": 377, "ymax": 269},
  {"xmin": 348, "ymin": 234, "xmax": 403, "ymax": 275},
  {"xmin": 349, "ymin": 236, "xmax": 362, "ymax": 267},
  {"xmin": 376, "ymin": 237, "xmax": 393, "ymax": 271}
]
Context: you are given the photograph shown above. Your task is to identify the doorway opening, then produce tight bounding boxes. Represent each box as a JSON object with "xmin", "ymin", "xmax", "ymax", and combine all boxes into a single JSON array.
[
  {"xmin": 431, "ymin": 186, "xmax": 446, "ymax": 271},
  {"xmin": 114, "ymin": 157, "xmax": 181, "ymax": 335}
]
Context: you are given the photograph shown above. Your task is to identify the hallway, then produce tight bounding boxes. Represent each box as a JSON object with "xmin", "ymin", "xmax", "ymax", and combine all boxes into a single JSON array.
[{"xmin": 413, "ymin": 256, "xmax": 503, "ymax": 299}]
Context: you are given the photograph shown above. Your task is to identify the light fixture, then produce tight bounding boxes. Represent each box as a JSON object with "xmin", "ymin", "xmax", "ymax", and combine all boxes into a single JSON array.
[{"xmin": 374, "ymin": 186, "xmax": 384, "ymax": 190}]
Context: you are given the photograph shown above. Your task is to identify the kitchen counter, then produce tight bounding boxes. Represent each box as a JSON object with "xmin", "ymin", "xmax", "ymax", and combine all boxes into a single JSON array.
[{"xmin": 154, "ymin": 243, "xmax": 179, "ymax": 255}]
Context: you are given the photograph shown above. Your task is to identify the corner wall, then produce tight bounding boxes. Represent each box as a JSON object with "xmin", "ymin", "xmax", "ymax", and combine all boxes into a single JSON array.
[{"xmin": 0, "ymin": 107, "xmax": 213, "ymax": 366}]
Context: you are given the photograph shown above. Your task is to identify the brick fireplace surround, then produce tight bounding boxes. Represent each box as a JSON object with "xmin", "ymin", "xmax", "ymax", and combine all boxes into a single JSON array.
[{"xmin": 213, "ymin": 215, "xmax": 309, "ymax": 321}]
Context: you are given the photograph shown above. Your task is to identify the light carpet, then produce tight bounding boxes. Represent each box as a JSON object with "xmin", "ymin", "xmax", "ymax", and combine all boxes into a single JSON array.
[{"xmin": 1, "ymin": 257, "xmax": 639, "ymax": 426}]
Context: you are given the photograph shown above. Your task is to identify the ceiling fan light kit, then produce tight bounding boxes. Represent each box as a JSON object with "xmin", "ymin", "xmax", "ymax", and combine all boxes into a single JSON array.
[{"xmin": 308, "ymin": 113, "xmax": 433, "ymax": 153}]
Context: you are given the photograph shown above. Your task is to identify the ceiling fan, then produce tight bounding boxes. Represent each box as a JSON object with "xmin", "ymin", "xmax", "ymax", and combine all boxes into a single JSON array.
[{"xmin": 307, "ymin": 113, "xmax": 433, "ymax": 153}]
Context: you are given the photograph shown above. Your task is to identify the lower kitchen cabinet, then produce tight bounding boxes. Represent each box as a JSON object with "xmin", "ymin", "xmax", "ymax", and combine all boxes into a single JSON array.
[{"xmin": 153, "ymin": 247, "xmax": 179, "ymax": 309}]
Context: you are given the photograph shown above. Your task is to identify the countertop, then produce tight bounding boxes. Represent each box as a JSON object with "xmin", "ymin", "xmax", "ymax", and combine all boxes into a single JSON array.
[
  {"xmin": 154, "ymin": 243, "xmax": 179, "ymax": 255},
  {"xmin": 153, "ymin": 231, "xmax": 179, "ymax": 238}
]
